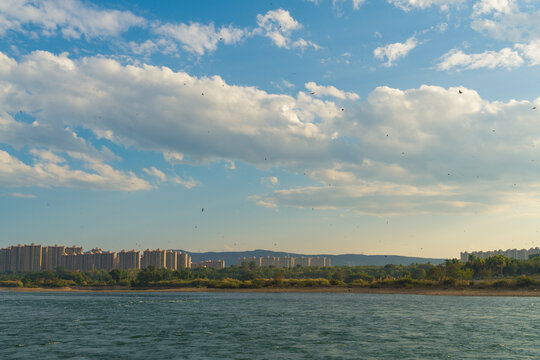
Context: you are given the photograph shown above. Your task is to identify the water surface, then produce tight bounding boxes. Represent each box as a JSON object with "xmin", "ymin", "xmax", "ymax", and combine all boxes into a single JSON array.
[{"xmin": 1, "ymin": 291, "xmax": 538, "ymax": 359}]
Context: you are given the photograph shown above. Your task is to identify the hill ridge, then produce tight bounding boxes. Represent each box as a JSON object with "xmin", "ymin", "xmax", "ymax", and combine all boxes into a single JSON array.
[{"xmin": 175, "ymin": 249, "xmax": 446, "ymax": 266}]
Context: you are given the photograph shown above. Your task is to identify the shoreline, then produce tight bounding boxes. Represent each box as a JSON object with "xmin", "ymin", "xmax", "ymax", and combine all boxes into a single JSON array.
[{"xmin": 1, "ymin": 286, "xmax": 539, "ymax": 296}]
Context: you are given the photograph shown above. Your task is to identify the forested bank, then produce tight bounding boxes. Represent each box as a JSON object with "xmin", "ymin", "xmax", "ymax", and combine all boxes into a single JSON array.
[{"xmin": 1, "ymin": 254, "xmax": 539, "ymax": 290}]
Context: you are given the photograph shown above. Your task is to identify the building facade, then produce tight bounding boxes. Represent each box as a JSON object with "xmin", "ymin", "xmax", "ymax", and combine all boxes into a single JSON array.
[
  {"xmin": 239, "ymin": 255, "xmax": 331, "ymax": 268},
  {"xmin": 460, "ymin": 247, "xmax": 540, "ymax": 262},
  {"xmin": 192, "ymin": 260, "xmax": 225, "ymax": 270},
  {"xmin": 118, "ymin": 250, "xmax": 141, "ymax": 270},
  {"xmin": 177, "ymin": 252, "xmax": 191, "ymax": 269},
  {"xmin": 142, "ymin": 249, "xmax": 167, "ymax": 269}
]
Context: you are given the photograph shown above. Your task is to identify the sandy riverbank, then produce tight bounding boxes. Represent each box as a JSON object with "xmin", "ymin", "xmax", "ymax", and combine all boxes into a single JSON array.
[{"xmin": 1, "ymin": 286, "xmax": 539, "ymax": 296}]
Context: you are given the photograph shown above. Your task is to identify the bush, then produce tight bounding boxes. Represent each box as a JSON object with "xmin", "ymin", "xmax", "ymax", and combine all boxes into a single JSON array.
[
  {"xmin": 492, "ymin": 279, "xmax": 512, "ymax": 288},
  {"xmin": 0, "ymin": 280, "xmax": 23, "ymax": 288},
  {"xmin": 515, "ymin": 276, "xmax": 536, "ymax": 288}
]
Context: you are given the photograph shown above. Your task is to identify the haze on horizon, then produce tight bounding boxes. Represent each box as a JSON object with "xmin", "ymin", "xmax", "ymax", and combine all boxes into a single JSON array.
[{"xmin": 1, "ymin": 0, "xmax": 540, "ymax": 259}]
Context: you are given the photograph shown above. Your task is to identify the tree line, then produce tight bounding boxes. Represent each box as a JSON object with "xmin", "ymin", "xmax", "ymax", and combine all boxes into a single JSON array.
[{"xmin": 0, "ymin": 254, "xmax": 539, "ymax": 289}]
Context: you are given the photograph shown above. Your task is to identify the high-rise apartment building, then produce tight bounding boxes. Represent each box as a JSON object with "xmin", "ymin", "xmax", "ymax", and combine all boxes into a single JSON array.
[
  {"xmin": 461, "ymin": 247, "xmax": 540, "ymax": 261},
  {"xmin": 142, "ymin": 249, "xmax": 167, "ymax": 269},
  {"xmin": 65, "ymin": 246, "xmax": 83, "ymax": 255},
  {"xmin": 8, "ymin": 244, "xmax": 42, "ymax": 272},
  {"xmin": 277, "ymin": 256, "xmax": 294, "ymax": 268},
  {"xmin": 295, "ymin": 257, "xmax": 311, "ymax": 267},
  {"xmin": 311, "ymin": 257, "xmax": 331, "ymax": 267},
  {"xmin": 41, "ymin": 245, "xmax": 66, "ymax": 271},
  {"xmin": 0, "ymin": 248, "xmax": 10, "ymax": 272},
  {"xmin": 166, "ymin": 251, "xmax": 177, "ymax": 270},
  {"xmin": 118, "ymin": 250, "xmax": 141, "ymax": 270},
  {"xmin": 192, "ymin": 260, "xmax": 225, "ymax": 270},
  {"xmin": 177, "ymin": 252, "xmax": 191, "ymax": 269},
  {"xmin": 93, "ymin": 250, "xmax": 117, "ymax": 271},
  {"xmin": 239, "ymin": 256, "xmax": 262, "ymax": 266},
  {"xmin": 0, "ymin": 244, "xmax": 195, "ymax": 272},
  {"xmin": 240, "ymin": 255, "xmax": 331, "ymax": 268}
]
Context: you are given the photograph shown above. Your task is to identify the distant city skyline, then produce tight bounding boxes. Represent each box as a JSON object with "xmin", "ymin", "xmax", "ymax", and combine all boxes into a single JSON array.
[{"xmin": 2, "ymin": 1, "xmax": 540, "ymax": 258}]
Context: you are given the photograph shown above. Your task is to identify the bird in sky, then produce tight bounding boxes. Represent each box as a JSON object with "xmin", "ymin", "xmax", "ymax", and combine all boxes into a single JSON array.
[
  {"xmin": 201, "ymin": 208, "xmax": 204, "ymax": 213},
  {"xmin": 459, "ymin": 90, "xmax": 463, "ymax": 94}
]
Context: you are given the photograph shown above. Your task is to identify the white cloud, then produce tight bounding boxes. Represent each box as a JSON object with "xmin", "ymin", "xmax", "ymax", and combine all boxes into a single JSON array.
[
  {"xmin": 472, "ymin": 0, "xmax": 513, "ymax": 16},
  {"xmin": 255, "ymin": 9, "xmax": 312, "ymax": 49},
  {"xmin": 0, "ymin": 150, "xmax": 151, "ymax": 191},
  {"xmin": 0, "ymin": 51, "xmax": 338, "ymax": 169},
  {"xmin": 374, "ymin": 36, "xmax": 418, "ymax": 66},
  {"xmin": 292, "ymin": 38, "xmax": 320, "ymax": 51},
  {"xmin": 253, "ymin": 84, "xmax": 540, "ymax": 215},
  {"xmin": 332, "ymin": 0, "xmax": 366, "ymax": 10},
  {"xmin": 5, "ymin": 51, "xmax": 540, "ymax": 214},
  {"xmin": 10, "ymin": 192, "xmax": 36, "ymax": 198},
  {"xmin": 143, "ymin": 166, "xmax": 166, "ymax": 181},
  {"xmin": 163, "ymin": 152, "xmax": 185, "ymax": 164},
  {"xmin": 0, "ymin": 0, "xmax": 145, "ymax": 38},
  {"xmin": 305, "ymin": 82, "xmax": 359, "ymax": 100},
  {"xmin": 352, "ymin": 0, "xmax": 367, "ymax": 10},
  {"xmin": 261, "ymin": 176, "xmax": 280, "ymax": 187},
  {"xmin": 514, "ymin": 40, "xmax": 540, "ymax": 66},
  {"xmin": 142, "ymin": 165, "xmax": 197, "ymax": 189},
  {"xmin": 154, "ymin": 22, "xmax": 247, "ymax": 55},
  {"xmin": 173, "ymin": 176, "xmax": 197, "ymax": 189},
  {"xmin": 249, "ymin": 195, "xmax": 279, "ymax": 209},
  {"xmin": 29, "ymin": 149, "xmax": 65, "ymax": 163},
  {"xmin": 224, "ymin": 160, "xmax": 236, "ymax": 170},
  {"xmin": 471, "ymin": 0, "xmax": 540, "ymax": 42},
  {"xmin": 437, "ymin": 48, "xmax": 524, "ymax": 70},
  {"xmin": 388, "ymin": 0, "xmax": 465, "ymax": 11}
]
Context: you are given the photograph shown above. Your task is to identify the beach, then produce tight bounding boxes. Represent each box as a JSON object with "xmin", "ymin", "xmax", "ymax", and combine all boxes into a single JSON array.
[{"xmin": 2, "ymin": 286, "xmax": 539, "ymax": 296}]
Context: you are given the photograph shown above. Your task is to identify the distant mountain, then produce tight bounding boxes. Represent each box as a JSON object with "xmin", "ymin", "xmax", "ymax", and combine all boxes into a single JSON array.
[{"xmin": 175, "ymin": 249, "xmax": 446, "ymax": 267}]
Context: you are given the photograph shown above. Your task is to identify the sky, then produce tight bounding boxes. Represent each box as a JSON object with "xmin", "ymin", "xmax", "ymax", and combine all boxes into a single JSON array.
[{"xmin": 1, "ymin": 0, "xmax": 540, "ymax": 258}]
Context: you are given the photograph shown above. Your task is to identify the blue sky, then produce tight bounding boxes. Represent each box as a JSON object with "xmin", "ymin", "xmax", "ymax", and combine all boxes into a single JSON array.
[{"xmin": 1, "ymin": 0, "xmax": 540, "ymax": 257}]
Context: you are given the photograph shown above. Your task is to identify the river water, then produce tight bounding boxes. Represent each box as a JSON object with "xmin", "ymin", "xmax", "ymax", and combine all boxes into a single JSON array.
[{"xmin": 0, "ymin": 291, "xmax": 538, "ymax": 359}]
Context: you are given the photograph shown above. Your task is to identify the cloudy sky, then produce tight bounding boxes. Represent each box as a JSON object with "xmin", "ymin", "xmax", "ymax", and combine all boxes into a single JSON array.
[{"xmin": 1, "ymin": 0, "xmax": 540, "ymax": 257}]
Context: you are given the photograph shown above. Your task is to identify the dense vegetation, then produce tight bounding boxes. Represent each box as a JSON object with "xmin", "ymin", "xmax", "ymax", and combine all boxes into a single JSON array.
[{"xmin": 1, "ymin": 254, "xmax": 539, "ymax": 290}]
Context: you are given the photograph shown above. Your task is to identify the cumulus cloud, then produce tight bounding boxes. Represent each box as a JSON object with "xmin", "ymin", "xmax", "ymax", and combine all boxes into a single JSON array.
[
  {"xmin": 388, "ymin": 0, "xmax": 465, "ymax": 11},
  {"xmin": 0, "ymin": 51, "xmax": 338, "ymax": 168},
  {"xmin": 374, "ymin": 36, "xmax": 418, "ymax": 66},
  {"xmin": 153, "ymin": 22, "xmax": 247, "ymax": 55},
  {"xmin": 471, "ymin": 0, "xmax": 540, "ymax": 42},
  {"xmin": 143, "ymin": 166, "xmax": 166, "ymax": 181},
  {"xmin": 142, "ymin": 165, "xmax": 197, "ymax": 189},
  {"xmin": 472, "ymin": 0, "xmax": 513, "ymax": 16},
  {"xmin": 255, "ymin": 9, "xmax": 317, "ymax": 49},
  {"xmin": 3, "ymin": 51, "xmax": 540, "ymax": 214},
  {"xmin": 254, "ymin": 84, "xmax": 540, "ymax": 215},
  {"xmin": 437, "ymin": 48, "xmax": 524, "ymax": 70},
  {"xmin": 0, "ymin": 0, "xmax": 145, "ymax": 38},
  {"xmin": 172, "ymin": 176, "xmax": 197, "ymax": 189},
  {"xmin": 514, "ymin": 40, "xmax": 540, "ymax": 66},
  {"xmin": 305, "ymin": 82, "xmax": 359, "ymax": 100},
  {"xmin": 261, "ymin": 176, "xmax": 280, "ymax": 187},
  {"xmin": 0, "ymin": 150, "xmax": 150, "ymax": 191}
]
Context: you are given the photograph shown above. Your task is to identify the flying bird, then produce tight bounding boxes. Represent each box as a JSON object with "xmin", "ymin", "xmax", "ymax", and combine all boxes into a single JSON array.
[
  {"xmin": 533, "ymin": 107, "xmax": 537, "ymax": 110},
  {"xmin": 459, "ymin": 90, "xmax": 463, "ymax": 94},
  {"xmin": 310, "ymin": 92, "xmax": 316, "ymax": 95},
  {"xmin": 202, "ymin": 208, "xmax": 204, "ymax": 213}
]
